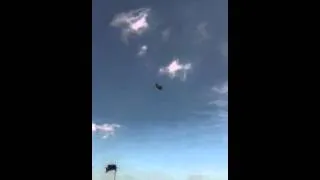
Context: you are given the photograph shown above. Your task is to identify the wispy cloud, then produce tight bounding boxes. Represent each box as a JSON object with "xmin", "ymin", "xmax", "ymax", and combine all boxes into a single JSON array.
[
  {"xmin": 218, "ymin": 111, "xmax": 228, "ymax": 120},
  {"xmin": 137, "ymin": 45, "xmax": 148, "ymax": 56},
  {"xmin": 159, "ymin": 58, "xmax": 192, "ymax": 81},
  {"xmin": 196, "ymin": 22, "xmax": 210, "ymax": 42},
  {"xmin": 210, "ymin": 81, "xmax": 228, "ymax": 123},
  {"xmin": 210, "ymin": 81, "xmax": 228, "ymax": 111},
  {"xmin": 221, "ymin": 41, "xmax": 228, "ymax": 58},
  {"xmin": 92, "ymin": 122, "xmax": 121, "ymax": 139},
  {"xmin": 161, "ymin": 28, "xmax": 171, "ymax": 42},
  {"xmin": 212, "ymin": 81, "xmax": 228, "ymax": 95},
  {"xmin": 209, "ymin": 100, "xmax": 228, "ymax": 107},
  {"xmin": 110, "ymin": 8, "xmax": 151, "ymax": 43},
  {"xmin": 192, "ymin": 81, "xmax": 228, "ymax": 132}
]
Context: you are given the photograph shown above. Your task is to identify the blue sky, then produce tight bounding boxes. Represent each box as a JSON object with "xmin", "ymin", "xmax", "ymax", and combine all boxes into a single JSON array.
[{"xmin": 92, "ymin": 0, "xmax": 228, "ymax": 180}]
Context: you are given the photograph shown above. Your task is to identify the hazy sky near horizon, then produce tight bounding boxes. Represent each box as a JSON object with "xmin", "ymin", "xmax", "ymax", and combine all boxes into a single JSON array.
[{"xmin": 92, "ymin": 0, "xmax": 228, "ymax": 180}]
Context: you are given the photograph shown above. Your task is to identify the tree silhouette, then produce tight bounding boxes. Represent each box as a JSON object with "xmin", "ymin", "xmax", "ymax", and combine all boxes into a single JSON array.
[{"xmin": 105, "ymin": 164, "xmax": 117, "ymax": 180}]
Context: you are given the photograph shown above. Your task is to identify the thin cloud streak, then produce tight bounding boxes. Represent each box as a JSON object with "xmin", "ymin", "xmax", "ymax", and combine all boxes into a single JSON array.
[
  {"xmin": 221, "ymin": 41, "xmax": 228, "ymax": 58},
  {"xmin": 212, "ymin": 81, "xmax": 228, "ymax": 95},
  {"xmin": 209, "ymin": 100, "xmax": 228, "ymax": 107}
]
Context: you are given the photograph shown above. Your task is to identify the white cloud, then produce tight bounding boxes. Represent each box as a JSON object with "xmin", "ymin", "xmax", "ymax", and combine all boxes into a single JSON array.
[
  {"xmin": 92, "ymin": 122, "xmax": 121, "ymax": 139},
  {"xmin": 212, "ymin": 81, "xmax": 228, "ymax": 95},
  {"xmin": 197, "ymin": 22, "xmax": 210, "ymax": 41},
  {"xmin": 92, "ymin": 123, "xmax": 97, "ymax": 132},
  {"xmin": 137, "ymin": 45, "xmax": 148, "ymax": 56},
  {"xmin": 110, "ymin": 8, "xmax": 151, "ymax": 43},
  {"xmin": 159, "ymin": 58, "xmax": 192, "ymax": 81},
  {"xmin": 161, "ymin": 28, "xmax": 171, "ymax": 41}
]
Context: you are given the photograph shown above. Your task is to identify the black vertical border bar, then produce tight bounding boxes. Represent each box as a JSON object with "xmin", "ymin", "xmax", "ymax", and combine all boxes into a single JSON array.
[{"xmin": 229, "ymin": 0, "xmax": 271, "ymax": 179}]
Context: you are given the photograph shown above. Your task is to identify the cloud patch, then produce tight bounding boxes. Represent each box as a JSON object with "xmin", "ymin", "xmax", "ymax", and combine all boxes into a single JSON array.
[
  {"xmin": 110, "ymin": 8, "xmax": 151, "ymax": 43},
  {"xmin": 92, "ymin": 123, "xmax": 121, "ymax": 139},
  {"xmin": 196, "ymin": 22, "xmax": 210, "ymax": 41},
  {"xmin": 211, "ymin": 81, "xmax": 228, "ymax": 110},
  {"xmin": 212, "ymin": 81, "xmax": 228, "ymax": 95},
  {"xmin": 221, "ymin": 41, "xmax": 228, "ymax": 58},
  {"xmin": 161, "ymin": 28, "xmax": 171, "ymax": 41},
  {"xmin": 159, "ymin": 58, "xmax": 192, "ymax": 81},
  {"xmin": 137, "ymin": 45, "xmax": 148, "ymax": 56},
  {"xmin": 209, "ymin": 100, "xmax": 228, "ymax": 107},
  {"xmin": 194, "ymin": 81, "xmax": 228, "ymax": 130}
]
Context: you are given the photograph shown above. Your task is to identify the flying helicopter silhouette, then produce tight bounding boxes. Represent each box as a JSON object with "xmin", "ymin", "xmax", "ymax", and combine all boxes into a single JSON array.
[{"xmin": 155, "ymin": 83, "xmax": 163, "ymax": 91}]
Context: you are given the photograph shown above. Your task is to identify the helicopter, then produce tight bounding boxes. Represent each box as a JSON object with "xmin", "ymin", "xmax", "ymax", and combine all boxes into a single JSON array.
[{"xmin": 155, "ymin": 83, "xmax": 163, "ymax": 91}]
